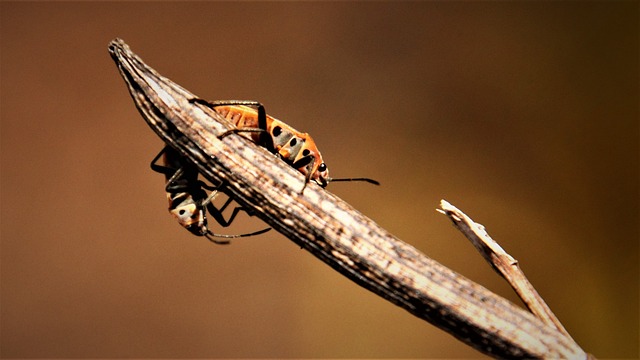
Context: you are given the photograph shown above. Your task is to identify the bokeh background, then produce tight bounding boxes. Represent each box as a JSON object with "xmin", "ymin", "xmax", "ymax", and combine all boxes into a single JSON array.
[{"xmin": 1, "ymin": 2, "xmax": 637, "ymax": 358}]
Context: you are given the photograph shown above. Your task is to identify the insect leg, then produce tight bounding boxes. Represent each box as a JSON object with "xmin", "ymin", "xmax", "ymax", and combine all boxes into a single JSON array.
[
  {"xmin": 189, "ymin": 98, "xmax": 264, "ymax": 109},
  {"xmin": 204, "ymin": 196, "xmax": 245, "ymax": 227},
  {"xmin": 149, "ymin": 146, "xmax": 174, "ymax": 176},
  {"xmin": 299, "ymin": 156, "xmax": 316, "ymax": 193},
  {"xmin": 196, "ymin": 176, "xmax": 224, "ymax": 192},
  {"xmin": 218, "ymin": 127, "xmax": 265, "ymax": 140},
  {"xmin": 203, "ymin": 194, "xmax": 272, "ymax": 233},
  {"xmin": 291, "ymin": 154, "xmax": 314, "ymax": 169}
]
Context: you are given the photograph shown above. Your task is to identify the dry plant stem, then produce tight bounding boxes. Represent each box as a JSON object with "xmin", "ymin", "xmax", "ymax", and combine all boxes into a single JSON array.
[
  {"xmin": 438, "ymin": 200, "xmax": 573, "ymax": 339},
  {"xmin": 108, "ymin": 38, "xmax": 587, "ymax": 359}
]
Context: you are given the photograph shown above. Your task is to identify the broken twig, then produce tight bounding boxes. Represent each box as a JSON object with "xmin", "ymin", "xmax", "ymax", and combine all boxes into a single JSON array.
[{"xmin": 438, "ymin": 200, "xmax": 573, "ymax": 338}]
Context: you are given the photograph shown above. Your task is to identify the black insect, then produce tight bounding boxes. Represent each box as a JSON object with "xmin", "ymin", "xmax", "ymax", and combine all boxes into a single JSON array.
[{"xmin": 150, "ymin": 145, "xmax": 270, "ymax": 245}]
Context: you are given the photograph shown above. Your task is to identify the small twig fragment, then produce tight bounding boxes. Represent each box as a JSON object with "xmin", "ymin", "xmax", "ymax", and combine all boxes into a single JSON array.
[{"xmin": 438, "ymin": 199, "xmax": 573, "ymax": 339}]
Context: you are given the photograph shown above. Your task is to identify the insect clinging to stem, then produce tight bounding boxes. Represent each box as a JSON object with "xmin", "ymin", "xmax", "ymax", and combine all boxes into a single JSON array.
[
  {"xmin": 188, "ymin": 98, "xmax": 380, "ymax": 191},
  {"xmin": 150, "ymin": 145, "xmax": 271, "ymax": 245}
]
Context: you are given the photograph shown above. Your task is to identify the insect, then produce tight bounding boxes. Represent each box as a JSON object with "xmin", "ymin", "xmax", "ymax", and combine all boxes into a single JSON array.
[
  {"xmin": 150, "ymin": 145, "xmax": 271, "ymax": 245},
  {"xmin": 189, "ymin": 98, "xmax": 379, "ymax": 190}
]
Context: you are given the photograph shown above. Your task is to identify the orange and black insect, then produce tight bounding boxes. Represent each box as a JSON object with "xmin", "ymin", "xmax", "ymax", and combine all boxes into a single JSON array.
[
  {"xmin": 189, "ymin": 98, "xmax": 379, "ymax": 189},
  {"xmin": 150, "ymin": 145, "xmax": 270, "ymax": 244}
]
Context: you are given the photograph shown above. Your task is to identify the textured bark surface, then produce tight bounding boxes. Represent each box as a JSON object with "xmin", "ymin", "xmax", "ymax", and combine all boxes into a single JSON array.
[{"xmin": 109, "ymin": 38, "xmax": 587, "ymax": 359}]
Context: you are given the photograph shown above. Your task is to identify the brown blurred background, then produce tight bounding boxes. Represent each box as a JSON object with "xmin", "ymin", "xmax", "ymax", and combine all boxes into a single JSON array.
[{"xmin": 1, "ymin": 2, "xmax": 637, "ymax": 358}]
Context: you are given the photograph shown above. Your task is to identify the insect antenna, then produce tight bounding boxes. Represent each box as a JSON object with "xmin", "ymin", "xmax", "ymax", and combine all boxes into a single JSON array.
[
  {"xmin": 204, "ymin": 227, "xmax": 272, "ymax": 245},
  {"xmin": 328, "ymin": 177, "xmax": 380, "ymax": 186}
]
